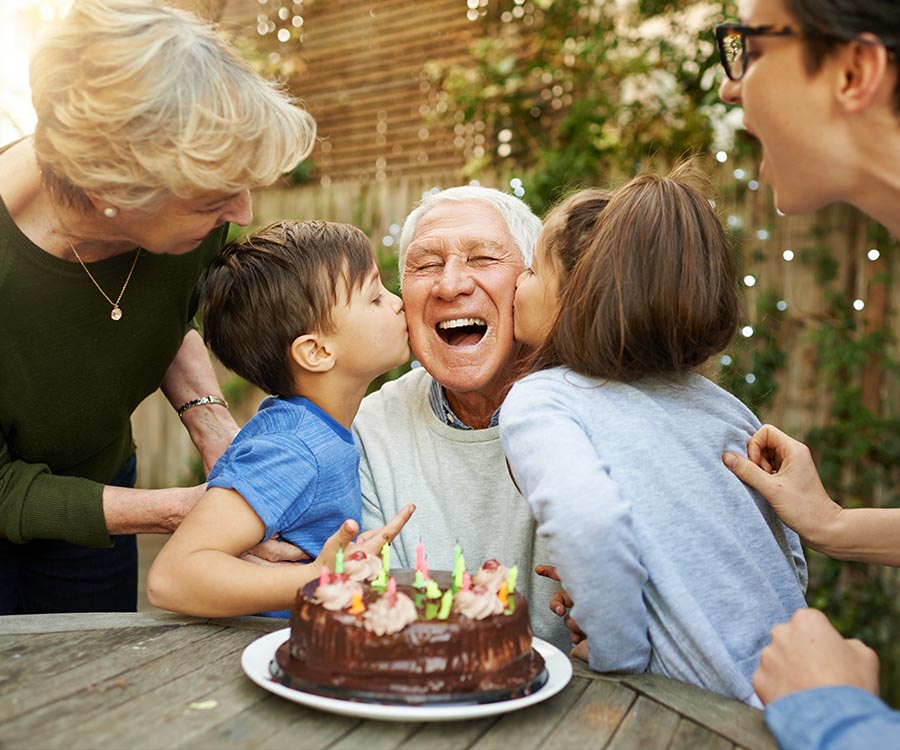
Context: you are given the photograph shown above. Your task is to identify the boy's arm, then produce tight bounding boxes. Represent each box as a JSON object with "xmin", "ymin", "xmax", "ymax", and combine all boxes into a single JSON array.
[
  {"xmin": 147, "ymin": 486, "xmax": 320, "ymax": 616},
  {"xmin": 147, "ymin": 488, "xmax": 416, "ymax": 617}
]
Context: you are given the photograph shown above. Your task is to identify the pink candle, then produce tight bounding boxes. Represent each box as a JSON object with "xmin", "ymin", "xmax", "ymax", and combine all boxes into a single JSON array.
[
  {"xmin": 422, "ymin": 558, "xmax": 429, "ymax": 580},
  {"xmin": 462, "ymin": 571, "xmax": 471, "ymax": 591},
  {"xmin": 319, "ymin": 564, "xmax": 330, "ymax": 587},
  {"xmin": 415, "ymin": 539, "xmax": 424, "ymax": 570},
  {"xmin": 387, "ymin": 575, "xmax": 397, "ymax": 597}
]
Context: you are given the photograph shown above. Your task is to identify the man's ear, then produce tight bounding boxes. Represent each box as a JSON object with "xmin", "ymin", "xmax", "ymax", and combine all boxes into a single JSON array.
[
  {"xmin": 836, "ymin": 34, "xmax": 894, "ymax": 114},
  {"xmin": 290, "ymin": 333, "xmax": 336, "ymax": 373}
]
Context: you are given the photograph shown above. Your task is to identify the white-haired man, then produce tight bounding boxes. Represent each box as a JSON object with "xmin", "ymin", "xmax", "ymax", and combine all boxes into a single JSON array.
[{"xmin": 352, "ymin": 186, "xmax": 568, "ymax": 649}]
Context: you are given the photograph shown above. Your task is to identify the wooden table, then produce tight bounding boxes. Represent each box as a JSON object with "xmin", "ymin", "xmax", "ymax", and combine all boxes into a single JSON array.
[{"xmin": 0, "ymin": 613, "xmax": 775, "ymax": 750}]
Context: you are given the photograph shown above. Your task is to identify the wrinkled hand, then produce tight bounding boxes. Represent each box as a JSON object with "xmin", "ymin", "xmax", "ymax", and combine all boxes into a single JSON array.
[
  {"xmin": 535, "ymin": 564, "xmax": 586, "ymax": 645},
  {"xmin": 241, "ymin": 535, "xmax": 311, "ymax": 567},
  {"xmin": 753, "ymin": 608, "xmax": 880, "ymax": 705},
  {"xmin": 723, "ymin": 424, "xmax": 842, "ymax": 548}
]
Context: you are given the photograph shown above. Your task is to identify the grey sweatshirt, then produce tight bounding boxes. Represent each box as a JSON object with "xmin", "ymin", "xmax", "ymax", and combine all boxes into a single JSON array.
[
  {"xmin": 500, "ymin": 367, "xmax": 807, "ymax": 703},
  {"xmin": 353, "ymin": 367, "xmax": 570, "ymax": 651}
]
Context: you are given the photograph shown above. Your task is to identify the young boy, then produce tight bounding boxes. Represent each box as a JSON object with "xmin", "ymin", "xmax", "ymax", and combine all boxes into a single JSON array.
[{"xmin": 147, "ymin": 220, "xmax": 414, "ymax": 617}]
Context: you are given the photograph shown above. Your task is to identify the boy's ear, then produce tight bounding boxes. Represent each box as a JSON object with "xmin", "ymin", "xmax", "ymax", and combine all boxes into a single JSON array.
[
  {"xmin": 836, "ymin": 34, "xmax": 894, "ymax": 114},
  {"xmin": 290, "ymin": 334, "xmax": 336, "ymax": 373}
]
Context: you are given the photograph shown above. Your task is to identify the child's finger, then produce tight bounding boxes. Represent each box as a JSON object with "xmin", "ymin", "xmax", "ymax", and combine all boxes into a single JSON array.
[
  {"xmin": 535, "ymin": 564, "xmax": 561, "ymax": 582},
  {"xmin": 320, "ymin": 519, "xmax": 360, "ymax": 561}
]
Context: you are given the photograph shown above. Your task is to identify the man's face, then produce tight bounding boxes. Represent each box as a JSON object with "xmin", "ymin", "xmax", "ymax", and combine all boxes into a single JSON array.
[{"xmin": 401, "ymin": 200, "xmax": 526, "ymax": 402}]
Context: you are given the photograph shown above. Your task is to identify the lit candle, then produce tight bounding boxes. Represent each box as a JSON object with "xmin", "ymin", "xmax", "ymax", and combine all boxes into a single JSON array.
[
  {"xmin": 507, "ymin": 565, "xmax": 518, "ymax": 594},
  {"xmin": 462, "ymin": 571, "xmax": 471, "ymax": 592},
  {"xmin": 416, "ymin": 538, "xmax": 424, "ymax": 570},
  {"xmin": 335, "ymin": 547, "xmax": 344, "ymax": 575},
  {"xmin": 318, "ymin": 564, "xmax": 330, "ymax": 587},
  {"xmin": 437, "ymin": 589, "xmax": 453, "ymax": 620},
  {"xmin": 381, "ymin": 541, "xmax": 390, "ymax": 574}
]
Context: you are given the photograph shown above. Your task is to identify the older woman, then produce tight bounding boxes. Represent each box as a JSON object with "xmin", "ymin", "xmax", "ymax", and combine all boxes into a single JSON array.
[
  {"xmin": 0, "ymin": 0, "xmax": 316, "ymax": 614},
  {"xmin": 717, "ymin": 1, "xmax": 900, "ymax": 747}
]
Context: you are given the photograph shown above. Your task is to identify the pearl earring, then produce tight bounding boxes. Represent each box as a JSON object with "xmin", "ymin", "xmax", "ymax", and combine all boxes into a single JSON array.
[{"xmin": 103, "ymin": 207, "xmax": 119, "ymax": 218}]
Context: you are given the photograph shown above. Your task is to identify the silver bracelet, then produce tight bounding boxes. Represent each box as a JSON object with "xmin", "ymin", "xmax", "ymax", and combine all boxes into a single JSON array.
[{"xmin": 177, "ymin": 395, "xmax": 229, "ymax": 418}]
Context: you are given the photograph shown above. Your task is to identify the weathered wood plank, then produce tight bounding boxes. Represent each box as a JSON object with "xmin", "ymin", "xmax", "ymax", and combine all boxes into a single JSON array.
[
  {"xmin": 325, "ymin": 719, "xmax": 422, "ymax": 749},
  {"xmin": 541, "ymin": 678, "xmax": 638, "ymax": 750},
  {"xmin": 619, "ymin": 674, "xmax": 775, "ymax": 750},
  {"xmin": 605, "ymin": 696, "xmax": 681, "ymax": 750},
  {"xmin": 667, "ymin": 718, "xmax": 734, "ymax": 750},
  {"xmin": 0, "ymin": 624, "xmax": 224, "ymax": 723},
  {"xmin": 396, "ymin": 716, "xmax": 498, "ymax": 749},
  {"xmin": 471, "ymin": 676, "xmax": 610, "ymax": 750},
  {"xmin": 0, "ymin": 612, "xmax": 199, "ymax": 635},
  {"xmin": 190, "ymin": 691, "xmax": 362, "ymax": 750},
  {"xmin": 0, "ymin": 627, "xmax": 255, "ymax": 748}
]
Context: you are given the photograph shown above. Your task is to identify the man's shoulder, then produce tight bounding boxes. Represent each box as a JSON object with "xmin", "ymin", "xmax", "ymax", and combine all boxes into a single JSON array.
[{"xmin": 357, "ymin": 367, "xmax": 430, "ymax": 419}]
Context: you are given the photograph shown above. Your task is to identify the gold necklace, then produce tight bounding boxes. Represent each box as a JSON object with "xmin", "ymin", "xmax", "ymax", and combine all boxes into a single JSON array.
[{"xmin": 63, "ymin": 237, "xmax": 140, "ymax": 322}]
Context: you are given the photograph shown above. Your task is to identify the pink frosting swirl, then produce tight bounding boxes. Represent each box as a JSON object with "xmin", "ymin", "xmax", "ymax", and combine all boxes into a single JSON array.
[
  {"xmin": 472, "ymin": 563, "xmax": 509, "ymax": 593},
  {"xmin": 363, "ymin": 592, "xmax": 418, "ymax": 635},
  {"xmin": 343, "ymin": 553, "xmax": 383, "ymax": 582},
  {"xmin": 312, "ymin": 579, "xmax": 363, "ymax": 611},
  {"xmin": 452, "ymin": 586, "xmax": 504, "ymax": 620}
]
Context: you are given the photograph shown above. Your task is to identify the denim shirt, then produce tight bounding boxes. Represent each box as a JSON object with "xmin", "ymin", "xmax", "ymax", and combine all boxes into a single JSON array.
[
  {"xmin": 428, "ymin": 377, "xmax": 500, "ymax": 429},
  {"xmin": 766, "ymin": 686, "xmax": 900, "ymax": 749}
]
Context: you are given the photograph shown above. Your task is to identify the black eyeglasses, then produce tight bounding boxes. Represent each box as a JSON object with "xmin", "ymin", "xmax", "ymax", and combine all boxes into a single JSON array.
[{"xmin": 715, "ymin": 23, "xmax": 800, "ymax": 81}]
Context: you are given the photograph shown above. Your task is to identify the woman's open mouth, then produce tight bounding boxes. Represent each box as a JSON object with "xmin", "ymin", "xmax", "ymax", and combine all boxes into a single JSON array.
[{"xmin": 437, "ymin": 317, "xmax": 488, "ymax": 346}]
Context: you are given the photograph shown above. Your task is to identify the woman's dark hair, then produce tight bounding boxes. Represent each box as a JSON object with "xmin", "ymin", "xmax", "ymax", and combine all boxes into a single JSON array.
[
  {"xmin": 200, "ymin": 220, "xmax": 374, "ymax": 397},
  {"xmin": 528, "ymin": 161, "xmax": 738, "ymax": 382},
  {"xmin": 786, "ymin": 0, "xmax": 900, "ymax": 111}
]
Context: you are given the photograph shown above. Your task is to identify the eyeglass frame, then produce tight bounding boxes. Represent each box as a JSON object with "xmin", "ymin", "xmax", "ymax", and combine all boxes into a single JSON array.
[
  {"xmin": 716, "ymin": 22, "xmax": 898, "ymax": 82},
  {"xmin": 715, "ymin": 23, "xmax": 800, "ymax": 82}
]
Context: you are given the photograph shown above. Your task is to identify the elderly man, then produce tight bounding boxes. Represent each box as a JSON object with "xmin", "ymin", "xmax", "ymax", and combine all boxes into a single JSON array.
[{"xmin": 352, "ymin": 186, "xmax": 568, "ymax": 650}]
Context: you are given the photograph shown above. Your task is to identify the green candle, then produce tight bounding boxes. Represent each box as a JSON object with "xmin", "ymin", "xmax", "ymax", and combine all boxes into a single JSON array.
[
  {"xmin": 381, "ymin": 541, "xmax": 390, "ymax": 573},
  {"xmin": 507, "ymin": 564, "xmax": 518, "ymax": 594},
  {"xmin": 437, "ymin": 589, "xmax": 453, "ymax": 620}
]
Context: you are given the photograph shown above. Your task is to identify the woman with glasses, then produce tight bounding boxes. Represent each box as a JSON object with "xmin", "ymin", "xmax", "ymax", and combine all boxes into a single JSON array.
[
  {"xmin": 715, "ymin": 1, "xmax": 900, "ymax": 748},
  {"xmin": 0, "ymin": 0, "xmax": 316, "ymax": 615}
]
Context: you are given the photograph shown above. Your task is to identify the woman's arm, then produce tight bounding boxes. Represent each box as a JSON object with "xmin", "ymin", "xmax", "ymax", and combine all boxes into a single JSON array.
[
  {"xmin": 724, "ymin": 424, "xmax": 900, "ymax": 566},
  {"xmin": 500, "ymin": 379, "xmax": 651, "ymax": 674},
  {"xmin": 147, "ymin": 488, "xmax": 415, "ymax": 617},
  {"xmin": 161, "ymin": 329, "xmax": 240, "ymax": 474}
]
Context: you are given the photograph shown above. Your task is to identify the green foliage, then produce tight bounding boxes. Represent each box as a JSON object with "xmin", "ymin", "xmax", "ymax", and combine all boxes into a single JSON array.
[{"xmin": 427, "ymin": 0, "xmax": 729, "ymax": 213}]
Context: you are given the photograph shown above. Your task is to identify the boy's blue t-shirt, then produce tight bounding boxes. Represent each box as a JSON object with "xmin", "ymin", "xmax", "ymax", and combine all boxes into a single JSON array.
[{"xmin": 207, "ymin": 395, "xmax": 361, "ymax": 616}]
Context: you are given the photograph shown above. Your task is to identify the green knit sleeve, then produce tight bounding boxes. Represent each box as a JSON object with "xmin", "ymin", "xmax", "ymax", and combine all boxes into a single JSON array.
[{"xmin": 0, "ymin": 432, "xmax": 111, "ymax": 547}]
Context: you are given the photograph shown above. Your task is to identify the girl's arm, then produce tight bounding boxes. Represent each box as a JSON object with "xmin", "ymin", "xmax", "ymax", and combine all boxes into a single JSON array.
[
  {"xmin": 500, "ymin": 378, "xmax": 650, "ymax": 674},
  {"xmin": 147, "ymin": 487, "xmax": 415, "ymax": 617}
]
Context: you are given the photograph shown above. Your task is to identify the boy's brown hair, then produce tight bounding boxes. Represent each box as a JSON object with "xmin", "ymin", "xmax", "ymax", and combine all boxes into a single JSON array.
[
  {"xmin": 200, "ymin": 220, "xmax": 374, "ymax": 397},
  {"xmin": 529, "ymin": 162, "xmax": 738, "ymax": 381}
]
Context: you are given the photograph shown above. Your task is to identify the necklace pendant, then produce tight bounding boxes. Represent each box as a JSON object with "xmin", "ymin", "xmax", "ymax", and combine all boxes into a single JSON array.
[{"xmin": 110, "ymin": 306, "xmax": 123, "ymax": 321}]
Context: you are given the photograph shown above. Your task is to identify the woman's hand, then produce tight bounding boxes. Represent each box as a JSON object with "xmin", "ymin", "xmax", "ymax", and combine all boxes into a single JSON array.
[
  {"xmin": 723, "ymin": 424, "xmax": 843, "ymax": 550},
  {"xmin": 753, "ymin": 608, "xmax": 880, "ymax": 704},
  {"xmin": 240, "ymin": 534, "xmax": 312, "ymax": 566},
  {"xmin": 103, "ymin": 483, "xmax": 207, "ymax": 535},
  {"xmin": 535, "ymin": 563, "xmax": 587, "ymax": 644}
]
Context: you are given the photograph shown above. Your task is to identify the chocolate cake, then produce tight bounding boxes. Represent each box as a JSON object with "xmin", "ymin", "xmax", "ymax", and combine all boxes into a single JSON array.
[{"xmin": 272, "ymin": 562, "xmax": 547, "ymax": 705}]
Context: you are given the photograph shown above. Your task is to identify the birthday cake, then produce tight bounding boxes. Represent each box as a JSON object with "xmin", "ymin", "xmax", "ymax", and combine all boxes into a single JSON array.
[{"xmin": 272, "ymin": 553, "xmax": 547, "ymax": 705}]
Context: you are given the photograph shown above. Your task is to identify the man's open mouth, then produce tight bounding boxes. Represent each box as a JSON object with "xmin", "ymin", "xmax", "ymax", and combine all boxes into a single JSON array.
[{"xmin": 437, "ymin": 317, "xmax": 488, "ymax": 346}]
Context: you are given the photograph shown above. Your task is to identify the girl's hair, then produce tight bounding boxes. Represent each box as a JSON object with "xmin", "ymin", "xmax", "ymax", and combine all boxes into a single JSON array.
[
  {"xmin": 31, "ymin": 0, "xmax": 316, "ymax": 214},
  {"xmin": 529, "ymin": 162, "xmax": 738, "ymax": 381},
  {"xmin": 785, "ymin": 0, "xmax": 899, "ymax": 111},
  {"xmin": 200, "ymin": 221, "xmax": 374, "ymax": 398}
]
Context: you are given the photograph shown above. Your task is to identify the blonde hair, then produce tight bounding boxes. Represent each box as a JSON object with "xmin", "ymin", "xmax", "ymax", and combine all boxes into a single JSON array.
[{"xmin": 31, "ymin": 0, "xmax": 316, "ymax": 213}]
